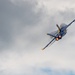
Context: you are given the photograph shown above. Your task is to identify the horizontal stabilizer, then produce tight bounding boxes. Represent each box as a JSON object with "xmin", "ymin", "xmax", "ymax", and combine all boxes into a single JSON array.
[{"xmin": 47, "ymin": 33, "xmax": 56, "ymax": 37}]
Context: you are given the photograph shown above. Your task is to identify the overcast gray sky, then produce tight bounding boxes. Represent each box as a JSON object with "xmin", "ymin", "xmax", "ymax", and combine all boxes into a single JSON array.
[{"xmin": 0, "ymin": 0, "xmax": 75, "ymax": 75}]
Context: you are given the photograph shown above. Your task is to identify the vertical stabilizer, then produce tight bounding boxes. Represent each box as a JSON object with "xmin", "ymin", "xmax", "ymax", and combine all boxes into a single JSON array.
[{"xmin": 56, "ymin": 24, "xmax": 61, "ymax": 32}]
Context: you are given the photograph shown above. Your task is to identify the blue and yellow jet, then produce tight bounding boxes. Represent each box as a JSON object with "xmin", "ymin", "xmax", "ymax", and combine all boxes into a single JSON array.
[{"xmin": 42, "ymin": 19, "xmax": 75, "ymax": 50}]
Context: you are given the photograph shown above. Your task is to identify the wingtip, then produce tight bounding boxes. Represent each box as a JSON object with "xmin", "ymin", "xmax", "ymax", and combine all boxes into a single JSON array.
[
  {"xmin": 42, "ymin": 48, "xmax": 44, "ymax": 50},
  {"xmin": 73, "ymin": 19, "xmax": 75, "ymax": 22},
  {"xmin": 47, "ymin": 33, "xmax": 49, "ymax": 35}
]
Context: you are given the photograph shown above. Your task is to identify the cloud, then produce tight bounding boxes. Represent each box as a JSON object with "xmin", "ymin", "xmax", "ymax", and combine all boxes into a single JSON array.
[
  {"xmin": 0, "ymin": 0, "xmax": 45, "ymax": 50},
  {"xmin": 0, "ymin": 0, "xmax": 75, "ymax": 75}
]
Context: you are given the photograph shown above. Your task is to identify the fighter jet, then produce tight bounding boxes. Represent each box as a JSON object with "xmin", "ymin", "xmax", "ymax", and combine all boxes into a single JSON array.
[{"xmin": 42, "ymin": 19, "xmax": 75, "ymax": 50}]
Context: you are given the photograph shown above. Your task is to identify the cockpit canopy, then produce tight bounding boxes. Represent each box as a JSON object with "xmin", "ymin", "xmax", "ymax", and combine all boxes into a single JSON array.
[{"xmin": 60, "ymin": 23, "xmax": 67, "ymax": 28}]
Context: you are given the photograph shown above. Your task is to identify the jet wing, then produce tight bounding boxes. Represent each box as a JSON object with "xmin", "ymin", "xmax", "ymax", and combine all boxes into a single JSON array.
[
  {"xmin": 66, "ymin": 19, "xmax": 75, "ymax": 28},
  {"xmin": 42, "ymin": 37, "xmax": 55, "ymax": 50}
]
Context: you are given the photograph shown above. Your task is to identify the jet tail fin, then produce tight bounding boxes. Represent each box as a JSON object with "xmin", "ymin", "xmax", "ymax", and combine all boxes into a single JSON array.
[{"xmin": 56, "ymin": 24, "xmax": 61, "ymax": 32}]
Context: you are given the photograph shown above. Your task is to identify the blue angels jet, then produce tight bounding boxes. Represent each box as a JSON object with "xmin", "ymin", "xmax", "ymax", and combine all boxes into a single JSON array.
[{"xmin": 42, "ymin": 19, "xmax": 75, "ymax": 50}]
